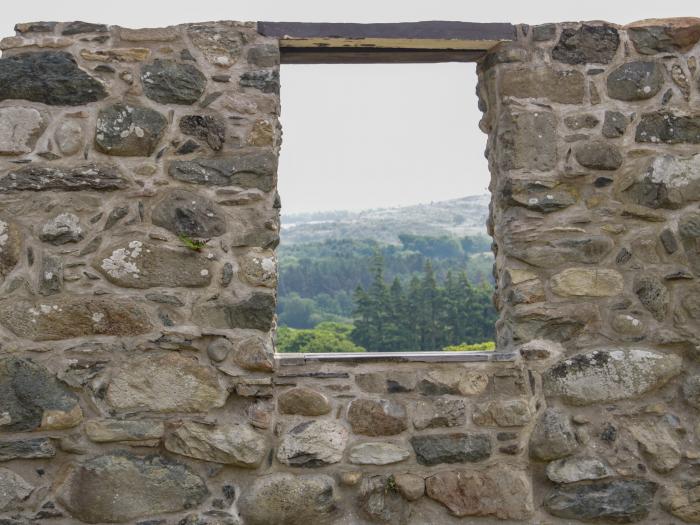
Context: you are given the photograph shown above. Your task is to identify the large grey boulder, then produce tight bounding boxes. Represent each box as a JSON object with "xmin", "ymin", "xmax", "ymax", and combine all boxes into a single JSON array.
[
  {"xmin": 0, "ymin": 51, "xmax": 106, "ymax": 106},
  {"xmin": 56, "ymin": 452, "xmax": 208, "ymax": 523},
  {"xmin": 543, "ymin": 348, "xmax": 682, "ymax": 405}
]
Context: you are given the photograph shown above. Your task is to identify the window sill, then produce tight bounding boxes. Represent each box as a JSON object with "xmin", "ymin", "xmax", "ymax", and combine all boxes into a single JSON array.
[{"xmin": 276, "ymin": 350, "xmax": 516, "ymax": 365}]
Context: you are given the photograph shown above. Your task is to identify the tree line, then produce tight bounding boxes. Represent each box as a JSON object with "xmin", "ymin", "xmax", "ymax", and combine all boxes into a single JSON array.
[
  {"xmin": 351, "ymin": 252, "xmax": 496, "ymax": 352},
  {"xmin": 277, "ymin": 235, "xmax": 493, "ymax": 328}
]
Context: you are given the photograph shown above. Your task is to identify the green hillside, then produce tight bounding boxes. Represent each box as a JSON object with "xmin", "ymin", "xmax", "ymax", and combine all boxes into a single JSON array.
[{"xmin": 276, "ymin": 195, "xmax": 496, "ymax": 353}]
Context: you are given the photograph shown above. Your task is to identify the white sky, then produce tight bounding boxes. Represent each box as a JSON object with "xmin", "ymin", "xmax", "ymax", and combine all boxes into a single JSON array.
[{"xmin": 3, "ymin": 0, "xmax": 697, "ymax": 212}]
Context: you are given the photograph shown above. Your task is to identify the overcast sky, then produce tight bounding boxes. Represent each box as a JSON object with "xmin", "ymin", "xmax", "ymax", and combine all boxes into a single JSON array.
[{"xmin": 2, "ymin": 0, "xmax": 697, "ymax": 212}]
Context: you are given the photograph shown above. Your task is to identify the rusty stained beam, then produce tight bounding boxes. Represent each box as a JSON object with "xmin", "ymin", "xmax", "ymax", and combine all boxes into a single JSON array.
[{"xmin": 258, "ymin": 21, "xmax": 514, "ymax": 63}]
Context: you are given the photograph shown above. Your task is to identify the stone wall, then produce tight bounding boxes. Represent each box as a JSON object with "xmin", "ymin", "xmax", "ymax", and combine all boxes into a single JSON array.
[{"xmin": 0, "ymin": 17, "xmax": 698, "ymax": 525}]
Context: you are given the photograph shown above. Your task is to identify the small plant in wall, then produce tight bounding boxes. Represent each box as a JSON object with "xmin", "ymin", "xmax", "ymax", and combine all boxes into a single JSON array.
[
  {"xmin": 178, "ymin": 234, "xmax": 210, "ymax": 252},
  {"xmin": 384, "ymin": 475, "xmax": 398, "ymax": 494}
]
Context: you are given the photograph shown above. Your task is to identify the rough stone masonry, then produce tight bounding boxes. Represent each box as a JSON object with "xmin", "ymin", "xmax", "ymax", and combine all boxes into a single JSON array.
[{"xmin": 0, "ymin": 16, "xmax": 699, "ymax": 525}]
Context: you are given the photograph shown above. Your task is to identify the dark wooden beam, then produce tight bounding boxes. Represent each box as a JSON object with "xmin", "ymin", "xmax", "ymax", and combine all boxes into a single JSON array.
[
  {"xmin": 258, "ymin": 21, "xmax": 516, "ymax": 45},
  {"xmin": 280, "ymin": 47, "xmax": 486, "ymax": 64}
]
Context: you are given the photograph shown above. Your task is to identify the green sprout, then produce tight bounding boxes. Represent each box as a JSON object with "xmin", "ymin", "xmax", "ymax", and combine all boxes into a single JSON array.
[
  {"xmin": 384, "ymin": 475, "xmax": 398, "ymax": 494},
  {"xmin": 179, "ymin": 234, "xmax": 210, "ymax": 252}
]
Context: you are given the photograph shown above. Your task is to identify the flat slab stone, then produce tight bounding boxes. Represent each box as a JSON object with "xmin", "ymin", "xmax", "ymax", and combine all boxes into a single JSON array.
[
  {"xmin": 106, "ymin": 352, "xmax": 227, "ymax": 413},
  {"xmin": 543, "ymin": 348, "xmax": 682, "ymax": 405},
  {"xmin": 544, "ymin": 479, "xmax": 658, "ymax": 523},
  {"xmin": 410, "ymin": 433, "xmax": 491, "ymax": 465},
  {"xmin": 0, "ymin": 51, "xmax": 107, "ymax": 105},
  {"xmin": 499, "ymin": 66, "xmax": 585, "ymax": 104},
  {"xmin": 0, "ymin": 357, "xmax": 82, "ymax": 432},
  {"xmin": 348, "ymin": 442, "xmax": 411, "ymax": 465},
  {"xmin": 426, "ymin": 465, "xmax": 534, "ymax": 520},
  {"xmin": 85, "ymin": 419, "xmax": 164, "ymax": 443},
  {"xmin": 0, "ymin": 107, "xmax": 48, "ymax": 155},
  {"xmin": 56, "ymin": 452, "xmax": 209, "ymax": 523},
  {"xmin": 165, "ymin": 420, "xmax": 267, "ymax": 467},
  {"xmin": 550, "ymin": 268, "xmax": 624, "ymax": 297},
  {"xmin": 0, "ymin": 163, "xmax": 128, "ymax": 192},
  {"xmin": 169, "ymin": 153, "xmax": 277, "ymax": 191},
  {"xmin": 94, "ymin": 240, "xmax": 212, "ymax": 288},
  {"xmin": 0, "ymin": 297, "xmax": 152, "ymax": 341},
  {"xmin": 0, "ymin": 438, "xmax": 55, "ymax": 461},
  {"xmin": 278, "ymin": 387, "xmax": 331, "ymax": 416}
]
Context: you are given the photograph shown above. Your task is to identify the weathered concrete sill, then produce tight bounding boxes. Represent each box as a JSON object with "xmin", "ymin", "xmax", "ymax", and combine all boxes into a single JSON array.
[{"xmin": 276, "ymin": 351, "xmax": 517, "ymax": 365}]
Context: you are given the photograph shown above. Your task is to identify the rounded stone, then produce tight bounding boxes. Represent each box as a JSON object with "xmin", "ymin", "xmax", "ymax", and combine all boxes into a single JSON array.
[
  {"xmin": 550, "ymin": 268, "xmax": 624, "ymax": 297},
  {"xmin": 54, "ymin": 119, "xmax": 84, "ymax": 155},
  {"xmin": 141, "ymin": 59, "xmax": 207, "ymax": 105},
  {"xmin": 238, "ymin": 473, "xmax": 339, "ymax": 525},
  {"xmin": 611, "ymin": 313, "xmax": 646, "ymax": 338},
  {"xmin": 238, "ymin": 248, "xmax": 277, "ymax": 288},
  {"xmin": 606, "ymin": 61, "xmax": 664, "ymax": 101},
  {"xmin": 95, "ymin": 103, "xmax": 167, "ymax": 157},
  {"xmin": 278, "ymin": 387, "xmax": 331, "ymax": 416},
  {"xmin": 234, "ymin": 336, "xmax": 274, "ymax": 372},
  {"xmin": 394, "ymin": 473, "xmax": 424, "ymax": 501},
  {"xmin": 207, "ymin": 337, "xmax": 233, "ymax": 362},
  {"xmin": 574, "ymin": 141, "xmax": 623, "ymax": 170}
]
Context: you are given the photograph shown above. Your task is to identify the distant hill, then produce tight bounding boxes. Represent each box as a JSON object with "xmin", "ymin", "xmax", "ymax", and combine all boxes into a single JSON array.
[{"xmin": 281, "ymin": 194, "xmax": 490, "ymax": 245}]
